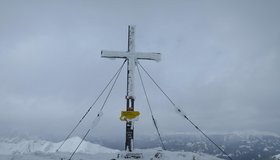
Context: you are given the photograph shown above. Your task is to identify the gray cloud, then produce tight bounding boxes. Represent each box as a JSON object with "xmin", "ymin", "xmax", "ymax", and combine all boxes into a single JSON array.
[{"xmin": 0, "ymin": 0, "xmax": 280, "ymax": 140}]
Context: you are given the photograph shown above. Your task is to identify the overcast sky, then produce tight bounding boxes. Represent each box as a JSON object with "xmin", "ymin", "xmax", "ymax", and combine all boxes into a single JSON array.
[{"xmin": 0, "ymin": 0, "xmax": 280, "ymax": 141}]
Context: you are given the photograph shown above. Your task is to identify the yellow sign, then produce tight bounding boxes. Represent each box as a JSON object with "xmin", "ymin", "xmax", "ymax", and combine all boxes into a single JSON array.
[{"xmin": 120, "ymin": 111, "xmax": 140, "ymax": 121}]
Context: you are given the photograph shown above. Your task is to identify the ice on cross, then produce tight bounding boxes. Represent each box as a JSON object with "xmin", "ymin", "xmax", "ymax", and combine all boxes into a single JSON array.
[
  {"xmin": 101, "ymin": 25, "xmax": 161, "ymax": 97},
  {"xmin": 101, "ymin": 25, "xmax": 161, "ymax": 152}
]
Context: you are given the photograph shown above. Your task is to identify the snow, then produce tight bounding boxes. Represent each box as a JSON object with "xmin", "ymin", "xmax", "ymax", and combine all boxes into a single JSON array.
[
  {"xmin": 0, "ymin": 137, "xmax": 224, "ymax": 160},
  {"xmin": 0, "ymin": 136, "xmax": 118, "ymax": 155},
  {"xmin": 239, "ymin": 145, "xmax": 253, "ymax": 151},
  {"xmin": 0, "ymin": 150, "xmax": 224, "ymax": 160},
  {"xmin": 273, "ymin": 154, "xmax": 280, "ymax": 160}
]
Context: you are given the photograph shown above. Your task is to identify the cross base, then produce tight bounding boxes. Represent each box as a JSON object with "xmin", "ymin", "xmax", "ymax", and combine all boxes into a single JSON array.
[
  {"xmin": 113, "ymin": 150, "xmax": 163, "ymax": 160},
  {"xmin": 117, "ymin": 152, "xmax": 143, "ymax": 159}
]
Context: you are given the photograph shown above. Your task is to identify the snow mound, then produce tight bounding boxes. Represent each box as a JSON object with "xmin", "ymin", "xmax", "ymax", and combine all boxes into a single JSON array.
[
  {"xmin": 0, "ymin": 137, "xmax": 224, "ymax": 160},
  {"xmin": 273, "ymin": 154, "xmax": 280, "ymax": 160},
  {"xmin": 0, "ymin": 149, "xmax": 224, "ymax": 160},
  {"xmin": 119, "ymin": 149, "xmax": 224, "ymax": 160},
  {"xmin": 0, "ymin": 136, "xmax": 118, "ymax": 155}
]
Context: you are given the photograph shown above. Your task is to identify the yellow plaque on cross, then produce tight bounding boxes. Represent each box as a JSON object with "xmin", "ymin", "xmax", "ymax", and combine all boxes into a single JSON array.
[{"xmin": 120, "ymin": 111, "xmax": 140, "ymax": 121}]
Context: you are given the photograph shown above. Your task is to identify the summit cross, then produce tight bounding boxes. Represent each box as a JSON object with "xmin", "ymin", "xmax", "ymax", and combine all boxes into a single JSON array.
[{"xmin": 101, "ymin": 25, "xmax": 161, "ymax": 152}]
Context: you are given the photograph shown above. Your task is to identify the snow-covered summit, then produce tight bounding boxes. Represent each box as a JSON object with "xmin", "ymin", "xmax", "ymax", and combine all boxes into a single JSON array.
[
  {"xmin": 0, "ymin": 136, "xmax": 118, "ymax": 155},
  {"xmin": 0, "ymin": 136, "xmax": 224, "ymax": 160}
]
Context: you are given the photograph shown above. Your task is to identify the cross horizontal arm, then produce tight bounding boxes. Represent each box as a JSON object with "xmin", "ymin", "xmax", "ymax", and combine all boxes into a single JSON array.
[
  {"xmin": 101, "ymin": 50, "xmax": 161, "ymax": 62},
  {"xmin": 136, "ymin": 52, "xmax": 161, "ymax": 62},
  {"xmin": 101, "ymin": 50, "xmax": 128, "ymax": 59}
]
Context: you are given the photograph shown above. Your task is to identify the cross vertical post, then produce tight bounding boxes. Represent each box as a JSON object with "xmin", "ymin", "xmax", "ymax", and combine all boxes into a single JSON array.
[
  {"xmin": 126, "ymin": 25, "xmax": 136, "ymax": 152},
  {"xmin": 101, "ymin": 25, "xmax": 161, "ymax": 152}
]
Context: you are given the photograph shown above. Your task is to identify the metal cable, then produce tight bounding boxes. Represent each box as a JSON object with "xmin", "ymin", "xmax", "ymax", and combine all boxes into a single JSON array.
[
  {"xmin": 68, "ymin": 60, "xmax": 126, "ymax": 160},
  {"xmin": 68, "ymin": 128, "xmax": 91, "ymax": 160},
  {"xmin": 138, "ymin": 62, "xmax": 233, "ymax": 160},
  {"xmin": 56, "ymin": 60, "xmax": 126, "ymax": 152},
  {"xmin": 136, "ymin": 62, "xmax": 166, "ymax": 150}
]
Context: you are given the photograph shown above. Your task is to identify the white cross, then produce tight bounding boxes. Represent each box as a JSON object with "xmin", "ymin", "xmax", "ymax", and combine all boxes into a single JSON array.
[{"xmin": 101, "ymin": 25, "xmax": 161, "ymax": 98}]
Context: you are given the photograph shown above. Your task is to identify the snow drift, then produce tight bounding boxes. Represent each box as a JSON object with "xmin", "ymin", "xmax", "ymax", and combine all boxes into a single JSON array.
[
  {"xmin": 0, "ymin": 137, "xmax": 224, "ymax": 160},
  {"xmin": 0, "ymin": 136, "xmax": 118, "ymax": 155}
]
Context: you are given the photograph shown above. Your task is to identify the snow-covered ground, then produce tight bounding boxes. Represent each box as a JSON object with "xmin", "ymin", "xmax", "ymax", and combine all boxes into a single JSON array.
[
  {"xmin": 0, "ymin": 137, "xmax": 224, "ymax": 160},
  {"xmin": 0, "ymin": 136, "xmax": 118, "ymax": 155},
  {"xmin": 273, "ymin": 154, "xmax": 280, "ymax": 160}
]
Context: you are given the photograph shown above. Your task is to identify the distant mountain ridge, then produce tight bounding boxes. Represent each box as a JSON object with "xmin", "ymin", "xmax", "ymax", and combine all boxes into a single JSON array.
[
  {"xmin": 1, "ymin": 131, "xmax": 280, "ymax": 160},
  {"xmin": 0, "ymin": 136, "xmax": 118, "ymax": 155},
  {"xmin": 0, "ymin": 136, "xmax": 223, "ymax": 160},
  {"xmin": 94, "ymin": 131, "xmax": 280, "ymax": 160}
]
